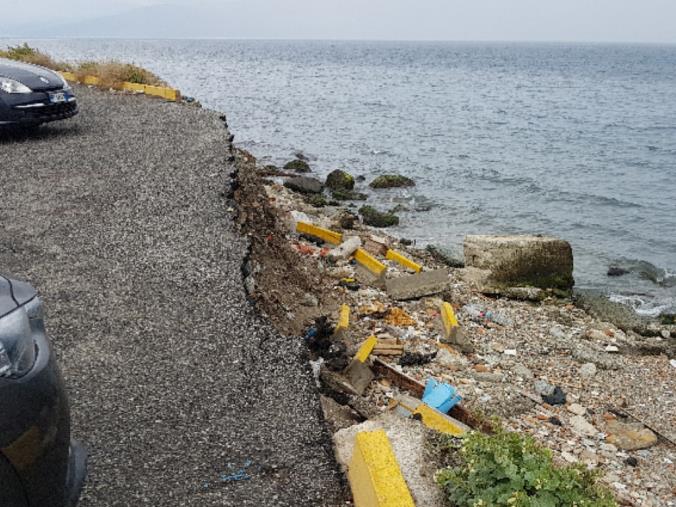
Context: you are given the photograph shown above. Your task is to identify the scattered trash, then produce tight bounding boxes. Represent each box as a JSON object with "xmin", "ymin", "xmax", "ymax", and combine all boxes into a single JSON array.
[
  {"xmin": 549, "ymin": 416, "xmax": 563, "ymax": 426},
  {"xmin": 625, "ymin": 456, "xmax": 639, "ymax": 467},
  {"xmin": 399, "ymin": 351, "xmax": 437, "ymax": 367},
  {"xmin": 670, "ymin": 358, "xmax": 676, "ymax": 369},
  {"xmin": 422, "ymin": 378, "xmax": 462, "ymax": 414},
  {"xmin": 372, "ymin": 339, "xmax": 404, "ymax": 357},
  {"xmin": 462, "ymin": 304, "xmax": 512, "ymax": 326},
  {"xmin": 384, "ymin": 307, "xmax": 417, "ymax": 327},
  {"xmin": 338, "ymin": 278, "xmax": 361, "ymax": 291},
  {"xmin": 503, "ymin": 349, "xmax": 517, "ymax": 356},
  {"xmin": 605, "ymin": 345, "xmax": 620, "ymax": 353}
]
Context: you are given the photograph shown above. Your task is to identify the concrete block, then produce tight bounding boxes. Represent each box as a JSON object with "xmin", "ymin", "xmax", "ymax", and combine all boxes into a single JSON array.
[
  {"xmin": 464, "ymin": 235, "xmax": 574, "ymax": 291},
  {"xmin": 344, "ymin": 359, "xmax": 374, "ymax": 395},
  {"xmin": 385, "ymin": 269, "xmax": 450, "ymax": 300}
]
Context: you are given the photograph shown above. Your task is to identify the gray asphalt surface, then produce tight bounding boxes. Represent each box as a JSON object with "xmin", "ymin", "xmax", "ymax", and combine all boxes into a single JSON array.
[{"xmin": 0, "ymin": 87, "xmax": 345, "ymax": 506}]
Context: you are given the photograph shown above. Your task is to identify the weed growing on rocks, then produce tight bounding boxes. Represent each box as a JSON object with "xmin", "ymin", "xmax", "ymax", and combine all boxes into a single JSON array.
[{"xmin": 436, "ymin": 429, "xmax": 617, "ymax": 507}]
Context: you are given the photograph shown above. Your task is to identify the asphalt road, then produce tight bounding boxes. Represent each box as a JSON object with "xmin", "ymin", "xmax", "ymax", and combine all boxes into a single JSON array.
[{"xmin": 0, "ymin": 87, "xmax": 344, "ymax": 506}]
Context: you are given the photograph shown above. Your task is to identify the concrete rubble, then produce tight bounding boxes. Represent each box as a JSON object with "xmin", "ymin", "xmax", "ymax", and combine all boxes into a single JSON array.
[{"xmin": 236, "ymin": 160, "xmax": 676, "ymax": 507}]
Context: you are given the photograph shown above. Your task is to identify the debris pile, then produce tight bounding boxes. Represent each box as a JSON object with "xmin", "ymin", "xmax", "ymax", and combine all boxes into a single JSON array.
[{"xmin": 234, "ymin": 150, "xmax": 676, "ymax": 506}]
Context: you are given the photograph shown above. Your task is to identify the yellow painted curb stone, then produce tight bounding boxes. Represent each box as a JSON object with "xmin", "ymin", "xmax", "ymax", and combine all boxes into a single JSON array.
[
  {"xmin": 354, "ymin": 335, "xmax": 378, "ymax": 363},
  {"xmin": 440, "ymin": 301, "xmax": 459, "ymax": 338},
  {"xmin": 348, "ymin": 430, "xmax": 415, "ymax": 507},
  {"xmin": 60, "ymin": 71, "xmax": 181, "ymax": 101},
  {"xmin": 354, "ymin": 248, "xmax": 387, "ymax": 277},
  {"xmin": 295, "ymin": 221, "xmax": 343, "ymax": 245},
  {"xmin": 385, "ymin": 249, "xmax": 422, "ymax": 273}
]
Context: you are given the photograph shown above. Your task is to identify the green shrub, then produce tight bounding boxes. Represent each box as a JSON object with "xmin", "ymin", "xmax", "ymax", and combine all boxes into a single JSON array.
[{"xmin": 436, "ymin": 430, "xmax": 617, "ymax": 507}]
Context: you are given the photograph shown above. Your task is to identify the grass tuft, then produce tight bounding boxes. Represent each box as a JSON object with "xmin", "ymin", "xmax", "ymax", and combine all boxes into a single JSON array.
[{"xmin": 1, "ymin": 43, "xmax": 164, "ymax": 88}]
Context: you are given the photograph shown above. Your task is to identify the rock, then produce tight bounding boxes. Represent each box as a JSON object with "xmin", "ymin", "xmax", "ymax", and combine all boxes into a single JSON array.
[
  {"xmin": 550, "ymin": 325, "xmax": 568, "ymax": 339},
  {"xmin": 385, "ymin": 269, "xmax": 450, "ymax": 301},
  {"xmin": 470, "ymin": 371, "xmax": 505, "ymax": 383},
  {"xmin": 512, "ymin": 364, "xmax": 534, "ymax": 379},
  {"xmin": 440, "ymin": 327, "xmax": 474, "ymax": 353},
  {"xmin": 283, "ymin": 159, "xmax": 311, "ymax": 172},
  {"xmin": 331, "ymin": 189, "xmax": 367, "ymax": 201},
  {"xmin": 574, "ymin": 290, "xmax": 655, "ymax": 337},
  {"xmin": 503, "ymin": 349, "xmax": 517, "ymax": 356},
  {"xmin": 500, "ymin": 286, "xmax": 546, "ymax": 301},
  {"xmin": 534, "ymin": 379, "xmax": 555, "ymax": 397},
  {"xmin": 463, "ymin": 235, "xmax": 574, "ymax": 293},
  {"xmin": 585, "ymin": 329, "xmax": 608, "ymax": 341},
  {"xmin": 572, "ymin": 345, "xmax": 619, "ymax": 370},
  {"xmin": 359, "ymin": 205, "xmax": 400, "ymax": 228},
  {"xmin": 335, "ymin": 210, "xmax": 358, "ymax": 230},
  {"xmin": 329, "ymin": 236, "xmax": 362, "ymax": 260},
  {"xmin": 579, "ymin": 362, "xmax": 598, "ymax": 378},
  {"xmin": 301, "ymin": 293, "xmax": 319, "ymax": 307},
  {"xmin": 561, "ymin": 451, "xmax": 578, "ymax": 463},
  {"xmin": 605, "ymin": 420, "xmax": 658, "ymax": 451},
  {"xmin": 369, "ymin": 174, "xmax": 415, "ymax": 189},
  {"xmin": 567, "ymin": 403, "xmax": 587, "ymax": 416},
  {"xmin": 570, "ymin": 415, "xmax": 597, "ymax": 437},
  {"xmin": 325, "ymin": 169, "xmax": 355, "ymax": 191},
  {"xmin": 608, "ymin": 266, "xmax": 630, "ymax": 277},
  {"xmin": 304, "ymin": 194, "xmax": 328, "ymax": 207},
  {"xmin": 284, "ymin": 176, "xmax": 323, "ymax": 194},
  {"xmin": 435, "ymin": 349, "xmax": 469, "ymax": 370},
  {"xmin": 425, "ymin": 244, "xmax": 465, "ymax": 268},
  {"xmin": 320, "ymin": 395, "xmax": 362, "ymax": 432},
  {"xmin": 604, "ymin": 345, "xmax": 619, "ymax": 353}
]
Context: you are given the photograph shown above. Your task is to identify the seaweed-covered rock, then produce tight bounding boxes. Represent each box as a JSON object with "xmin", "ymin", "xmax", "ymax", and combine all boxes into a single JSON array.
[
  {"xmin": 359, "ymin": 206, "xmax": 400, "ymax": 228},
  {"xmin": 284, "ymin": 176, "xmax": 323, "ymax": 194},
  {"xmin": 325, "ymin": 169, "xmax": 355, "ymax": 191},
  {"xmin": 369, "ymin": 174, "xmax": 415, "ymax": 189},
  {"xmin": 284, "ymin": 159, "xmax": 311, "ymax": 173},
  {"xmin": 331, "ymin": 189, "xmax": 368, "ymax": 201},
  {"xmin": 304, "ymin": 194, "xmax": 329, "ymax": 207}
]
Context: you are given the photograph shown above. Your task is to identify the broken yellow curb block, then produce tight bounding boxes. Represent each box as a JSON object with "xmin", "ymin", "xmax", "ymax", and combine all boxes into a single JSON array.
[
  {"xmin": 335, "ymin": 304, "xmax": 350, "ymax": 335},
  {"xmin": 385, "ymin": 249, "xmax": 422, "ymax": 273},
  {"xmin": 60, "ymin": 71, "xmax": 181, "ymax": 101},
  {"xmin": 355, "ymin": 335, "xmax": 378, "ymax": 363},
  {"xmin": 440, "ymin": 302, "xmax": 459, "ymax": 338},
  {"xmin": 296, "ymin": 221, "xmax": 343, "ymax": 245},
  {"xmin": 354, "ymin": 248, "xmax": 387, "ymax": 277},
  {"xmin": 348, "ymin": 430, "xmax": 415, "ymax": 507},
  {"xmin": 413, "ymin": 404, "xmax": 468, "ymax": 437}
]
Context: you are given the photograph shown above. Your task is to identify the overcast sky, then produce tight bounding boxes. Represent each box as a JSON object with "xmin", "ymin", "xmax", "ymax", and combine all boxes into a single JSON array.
[{"xmin": 3, "ymin": 0, "xmax": 676, "ymax": 43}]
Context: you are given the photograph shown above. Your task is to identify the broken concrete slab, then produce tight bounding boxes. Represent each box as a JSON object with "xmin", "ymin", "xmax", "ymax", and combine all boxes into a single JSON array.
[
  {"xmin": 344, "ymin": 359, "xmax": 375, "ymax": 396},
  {"xmin": 605, "ymin": 420, "xmax": 658, "ymax": 450},
  {"xmin": 463, "ymin": 235, "xmax": 574, "ymax": 292},
  {"xmin": 385, "ymin": 269, "xmax": 450, "ymax": 301}
]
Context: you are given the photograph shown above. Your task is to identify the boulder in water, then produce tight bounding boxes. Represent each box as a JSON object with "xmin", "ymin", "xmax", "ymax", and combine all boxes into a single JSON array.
[
  {"xmin": 369, "ymin": 174, "xmax": 415, "ymax": 189},
  {"xmin": 284, "ymin": 176, "xmax": 323, "ymax": 194},
  {"xmin": 284, "ymin": 159, "xmax": 311, "ymax": 173},
  {"xmin": 359, "ymin": 206, "xmax": 400, "ymax": 228},
  {"xmin": 325, "ymin": 169, "xmax": 355, "ymax": 191}
]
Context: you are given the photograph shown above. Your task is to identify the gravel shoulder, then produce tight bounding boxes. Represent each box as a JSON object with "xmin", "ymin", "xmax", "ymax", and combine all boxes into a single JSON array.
[{"xmin": 0, "ymin": 87, "xmax": 345, "ymax": 506}]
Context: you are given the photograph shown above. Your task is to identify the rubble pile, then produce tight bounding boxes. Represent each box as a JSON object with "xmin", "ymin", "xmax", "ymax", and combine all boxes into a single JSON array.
[{"xmin": 235, "ymin": 150, "xmax": 676, "ymax": 506}]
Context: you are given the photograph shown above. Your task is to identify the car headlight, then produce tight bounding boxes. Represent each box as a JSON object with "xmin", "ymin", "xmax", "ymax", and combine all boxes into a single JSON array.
[
  {"xmin": 0, "ymin": 76, "xmax": 32, "ymax": 94},
  {"xmin": 59, "ymin": 74, "xmax": 72, "ymax": 91},
  {"xmin": 0, "ymin": 305, "xmax": 37, "ymax": 378}
]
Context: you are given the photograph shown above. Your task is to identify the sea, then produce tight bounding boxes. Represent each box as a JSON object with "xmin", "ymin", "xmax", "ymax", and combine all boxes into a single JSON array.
[{"xmin": 7, "ymin": 39, "xmax": 676, "ymax": 317}]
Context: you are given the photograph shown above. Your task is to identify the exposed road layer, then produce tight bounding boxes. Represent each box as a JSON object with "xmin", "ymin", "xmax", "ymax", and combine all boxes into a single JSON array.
[{"xmin": 0, "ymin": 87, "xmax": 344, "ymax": 506}]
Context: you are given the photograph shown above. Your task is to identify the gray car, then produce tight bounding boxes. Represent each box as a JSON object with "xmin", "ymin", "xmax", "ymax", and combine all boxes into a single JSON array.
[{"xmin": 0, "ymin": 274, "xmax": 86, "ymax": 506}]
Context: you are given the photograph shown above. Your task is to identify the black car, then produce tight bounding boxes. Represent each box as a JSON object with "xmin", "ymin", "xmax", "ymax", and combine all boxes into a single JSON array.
[
  {"xmin": 0, "ymin": 59, "xmax": 78, "ymax": 127},
  {"xmin": 0, "ymin": 274, "xmax": 86, "ymax": 506}
]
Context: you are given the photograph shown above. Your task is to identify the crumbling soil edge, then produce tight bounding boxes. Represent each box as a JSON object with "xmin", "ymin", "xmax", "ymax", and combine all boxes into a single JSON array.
[{"xmin": 230, "ymin": 145, "xmax": 350, "ymax": 502}]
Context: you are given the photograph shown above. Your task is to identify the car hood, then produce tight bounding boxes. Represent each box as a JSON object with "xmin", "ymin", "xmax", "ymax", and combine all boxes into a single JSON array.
[
  {"xmin": 0, "ymin": 274, "xmax": 37, "ymax": 318},
  {"xmin": 0, "ymin": 58, "xmax": 64, "ymax": 91}
]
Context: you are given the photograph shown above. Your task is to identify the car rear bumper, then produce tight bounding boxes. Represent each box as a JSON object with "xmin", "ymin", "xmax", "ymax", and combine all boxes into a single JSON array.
[
  {"xmin": 0, "ymin": 326, "xmax": 86, "ymax": 506},
  {"xmin": 0, "ymin": 89, "xmax": 78, "ymax": 126}
]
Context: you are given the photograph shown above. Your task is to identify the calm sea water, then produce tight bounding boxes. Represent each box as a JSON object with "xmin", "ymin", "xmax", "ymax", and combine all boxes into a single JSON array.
[{"xmin": 9, "ymin": 39, "xmax": 676, "ymax": 316}]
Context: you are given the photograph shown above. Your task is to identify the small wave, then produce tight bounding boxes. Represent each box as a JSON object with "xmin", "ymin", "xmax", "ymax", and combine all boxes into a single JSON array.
[{"xmin": 609, "ymin": 293, "xmax": 674, "ymax": 318}]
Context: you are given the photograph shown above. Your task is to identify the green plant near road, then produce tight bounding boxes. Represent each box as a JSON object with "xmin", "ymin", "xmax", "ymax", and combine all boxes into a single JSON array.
[
  {"xmin": 436, "ymin": 430, "xmax": 617, "ymax": 507},
  {"xmin": 1, "ymin": 43, "xmax": 164, "ymax": 88}
]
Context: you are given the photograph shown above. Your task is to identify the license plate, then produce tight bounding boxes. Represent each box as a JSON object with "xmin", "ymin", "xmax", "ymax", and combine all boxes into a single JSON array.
[{"xmin": 49, "ymin": 92, "xmax": 67, "ymax": 104}]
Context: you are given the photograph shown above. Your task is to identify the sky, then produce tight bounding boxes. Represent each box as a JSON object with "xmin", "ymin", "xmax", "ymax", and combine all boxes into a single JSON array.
[{"xmin": 2, "ymin": 0, "xmax": 676, "ymax": 43}]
